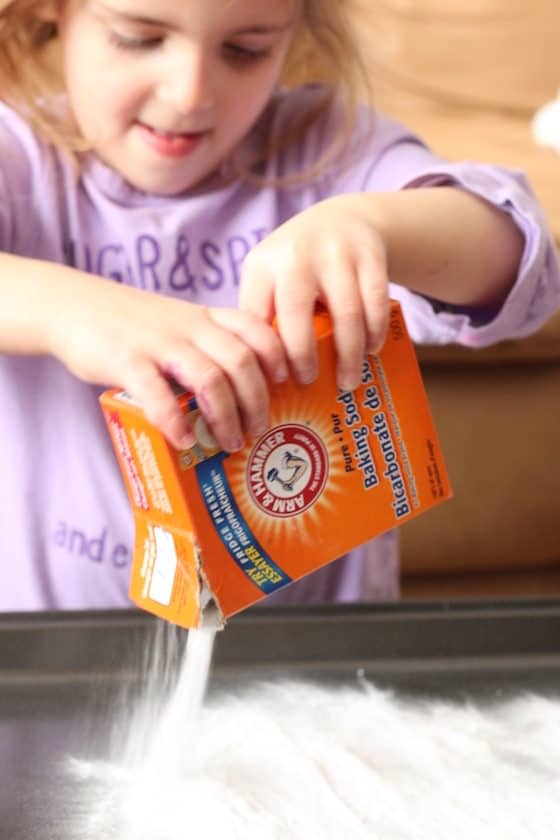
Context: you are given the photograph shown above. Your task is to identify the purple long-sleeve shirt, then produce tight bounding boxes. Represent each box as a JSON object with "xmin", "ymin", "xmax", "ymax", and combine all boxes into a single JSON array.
[{"xmin": 1, "ymin": 86, "xmax": 558, "ymax": 611}]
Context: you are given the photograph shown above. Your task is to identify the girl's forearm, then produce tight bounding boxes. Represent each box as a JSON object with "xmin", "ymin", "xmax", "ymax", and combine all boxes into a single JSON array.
[
  {"xmin": 0, "ymin": 253, "xmax": 102, "ymax": 356},
  {"xmin": 334, "ymin": 188, "xmax": 525, "ymax": 308}
]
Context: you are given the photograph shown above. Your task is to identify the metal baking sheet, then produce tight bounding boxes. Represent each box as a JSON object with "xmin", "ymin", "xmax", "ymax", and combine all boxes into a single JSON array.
[{"xmin": 2, "ymin": 599, "xmax": 560, "ymax": 839}]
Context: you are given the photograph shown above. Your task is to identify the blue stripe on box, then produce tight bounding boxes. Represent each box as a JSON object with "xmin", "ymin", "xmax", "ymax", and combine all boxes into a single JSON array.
[{"xmin": 196, "ymin": 454, "xmax": 292, "ymax": 594}]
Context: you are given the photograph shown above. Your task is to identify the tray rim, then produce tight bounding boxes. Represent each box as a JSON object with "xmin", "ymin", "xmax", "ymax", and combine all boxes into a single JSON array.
[{"xmin": 2, "ymin": 597, "xmax": 560, "ymax": 675}]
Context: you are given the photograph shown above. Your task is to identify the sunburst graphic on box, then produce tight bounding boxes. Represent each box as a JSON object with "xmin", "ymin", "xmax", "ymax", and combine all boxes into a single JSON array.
[{"xmin": 225, "ymin": 391, "xmax": 348, "ymax": 552}]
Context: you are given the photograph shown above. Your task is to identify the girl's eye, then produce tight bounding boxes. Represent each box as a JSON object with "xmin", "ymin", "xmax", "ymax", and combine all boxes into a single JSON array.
[
  {"xmin": 223, "ymin": 43, "xmax": 270, "ymax": 64},
  {"xmin": 108, "ymin": 31, "xmax": 163, "ymax": 51}
]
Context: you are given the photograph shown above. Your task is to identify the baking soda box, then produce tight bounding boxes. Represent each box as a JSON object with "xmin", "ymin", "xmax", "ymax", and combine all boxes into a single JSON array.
[{"xmin": 99, "ymin": 302, "xmax": 451, "ymax": 629}]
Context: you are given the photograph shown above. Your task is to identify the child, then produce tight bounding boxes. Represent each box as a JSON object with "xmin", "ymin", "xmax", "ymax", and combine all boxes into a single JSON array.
[{"xmin": 0, "ymin": 0, "xmax": 558, "ymax": 611}]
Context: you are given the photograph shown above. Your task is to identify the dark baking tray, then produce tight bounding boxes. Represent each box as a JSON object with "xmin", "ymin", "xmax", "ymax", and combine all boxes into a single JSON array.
[{"xmin": 2, "ymin": 599, "xmax": 560, "ymax": 839}]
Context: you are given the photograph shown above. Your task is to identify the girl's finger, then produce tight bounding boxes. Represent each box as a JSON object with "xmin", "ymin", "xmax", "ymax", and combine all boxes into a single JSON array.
[
  {"xmin": 186, "ymin": 318, "xmax": 272, "ymax": 441},
  {"xmin": 317, "ymin": 261, "xmax": 367, "ymax": 392},
  {"xmin": 209, "ymin": 307, "xmax": 289, "ymax": 385},
  {"xmin": 356, "ymin": 248, "xmax": 390, "ymax": 354},
  {"xmin": 238, "ymin": 252, "xmax": 276, "ymax": 321},
  {"xmin": 130, "ymin": 347, "xmax": 244, "ymax": 454},
  {"xmin": 272, "ymin": 271, "xmax": 319, "ymax": 385},
  {"xmin": 124, "ymin": 359, "xmax": 197, "ymax": 450}
]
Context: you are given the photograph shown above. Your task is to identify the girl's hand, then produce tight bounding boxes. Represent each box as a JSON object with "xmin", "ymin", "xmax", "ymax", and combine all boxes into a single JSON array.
[
  {"xmin": 239, "ymin": 197, "xmax": 390, "ymax": 391},
  {"xmin": 47, "ymin": 274, "xmax": 288, "ymax": 452}
]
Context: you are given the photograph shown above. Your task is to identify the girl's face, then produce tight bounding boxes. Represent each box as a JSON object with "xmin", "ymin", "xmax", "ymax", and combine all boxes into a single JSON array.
[{"xmin": 57, "ymin": 0, "xmax": 298, "ymax": 194}]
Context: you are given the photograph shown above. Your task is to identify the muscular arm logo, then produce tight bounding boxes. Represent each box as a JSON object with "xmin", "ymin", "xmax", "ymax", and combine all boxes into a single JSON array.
[
  {"xmin": 248, "ymin": 425, "xmax": 328, "ymax": 517},
  {"xmin": 266, "ymin": 450, "xmax": 309, "ymax": 493}
]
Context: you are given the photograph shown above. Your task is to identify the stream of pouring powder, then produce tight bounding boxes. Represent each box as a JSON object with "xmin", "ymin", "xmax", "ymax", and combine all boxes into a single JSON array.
[
  {"xmin": 146, "ymin": 613, "xmax": 217, "ymax": 763},
  {"xmin": 68, "ymin": 614, "xmax": 219, "ymax": 839}
]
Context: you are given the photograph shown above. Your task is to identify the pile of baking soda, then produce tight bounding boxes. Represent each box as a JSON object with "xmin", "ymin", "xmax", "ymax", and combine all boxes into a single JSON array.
[{"xmin": 67, "ymin": 620, "xmax": 560, "ymax": 840}]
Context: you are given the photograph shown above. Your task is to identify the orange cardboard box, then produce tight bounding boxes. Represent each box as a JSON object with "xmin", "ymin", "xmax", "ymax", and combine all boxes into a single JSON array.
[{"xmin": 99, "ymin": 302, "xmax": 451, "ymax": 629}]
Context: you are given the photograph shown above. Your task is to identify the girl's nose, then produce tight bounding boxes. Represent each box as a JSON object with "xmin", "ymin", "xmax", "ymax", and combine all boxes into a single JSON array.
[{"xmin": 157, "ymin": 47, "xmax": 215, "ymax": 113}]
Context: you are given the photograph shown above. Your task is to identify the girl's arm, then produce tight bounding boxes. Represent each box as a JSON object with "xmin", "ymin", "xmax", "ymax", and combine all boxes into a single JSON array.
[
  {"xmin": 239, "ymin": 187, "xmax": 525, "ymax": 391},
  {"xmin": 0, "ymin": 253, "xmax": 66, "ymax": 355},
  {"xmin": 334, "ymin": 188, "xmax": 524, "ymax": 309},
  {"xmin": 0, "ymin": 252, "xmax": 287, "ymax": 450}
]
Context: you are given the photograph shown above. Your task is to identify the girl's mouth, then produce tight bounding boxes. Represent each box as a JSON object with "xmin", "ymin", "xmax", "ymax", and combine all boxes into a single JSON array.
[{"xmin": 136, "ymin": 122, "xmax": 208, "ymax": 158}]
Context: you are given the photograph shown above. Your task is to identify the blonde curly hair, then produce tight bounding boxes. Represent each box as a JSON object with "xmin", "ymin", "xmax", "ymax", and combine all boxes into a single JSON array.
[{"xmin": 0, "ymin": 0, "xmax": 371, "ymax": 176}]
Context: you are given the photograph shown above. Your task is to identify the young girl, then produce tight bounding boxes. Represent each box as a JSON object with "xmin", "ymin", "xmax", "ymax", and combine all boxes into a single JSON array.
[{"xmin": 0, "ymin": 0, "xmax": 558, "ymax": 611}]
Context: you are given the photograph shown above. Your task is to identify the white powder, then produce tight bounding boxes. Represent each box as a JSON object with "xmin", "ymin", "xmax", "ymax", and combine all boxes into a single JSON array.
[
  {"xmin": 66, "ymin": 612, "xmax": 218, "ymax": 836},
  {"xmin": 145, "ymin": 611, "xmax": 218, "ymax": 765},
  {"xmin": 67, "ymin": 638, "xmax": 560, "ymax": 840}
]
